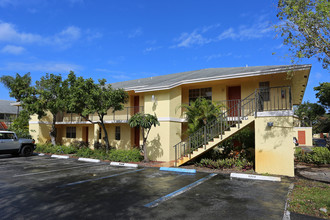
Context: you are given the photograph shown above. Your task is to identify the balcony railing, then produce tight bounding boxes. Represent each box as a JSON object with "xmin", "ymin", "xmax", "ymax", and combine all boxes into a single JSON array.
[
  {"xmin": 56, "ymin": 106, "xmax": 144, "ymax": 124},
  {"xmin": 181, "ymin": 86, "xmax": 292, "ymax": 119}
]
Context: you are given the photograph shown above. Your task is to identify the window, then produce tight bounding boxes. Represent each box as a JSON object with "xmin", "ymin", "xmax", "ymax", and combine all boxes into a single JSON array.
[
  {"xmin": 259, "ymin": 81, "xmax": 270, "ymax": 101},
  {"xmin": 0, "ymin": 133, "xmax": 15, "ymax": 139},
  {"xmin": 0, "ymin": 114, "xmax": 4, "ymax": 120},
  {"xmin": 115, "ymin": 126, "xmax": 120, "ymax": 140},
  {"xmin": 189, "ymin": 87, "xmax": 212, "ymax": 104},
  {"xmin": 66, "ymin": 127, "xmax": 76, "ymax": 138}
]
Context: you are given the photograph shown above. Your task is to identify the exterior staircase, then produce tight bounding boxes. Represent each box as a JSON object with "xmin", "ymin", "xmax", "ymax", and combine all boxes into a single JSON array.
[
  {"xmin": 0, "ymin": 122, "xmax": 8, "ymax": 130},
  {"xmin": 173, "ymin": 86, "xmax": 292, "ymax": 167},
  {"xmin": 176, "ymin": 117, "xmax": 255, "ymax": 166}
]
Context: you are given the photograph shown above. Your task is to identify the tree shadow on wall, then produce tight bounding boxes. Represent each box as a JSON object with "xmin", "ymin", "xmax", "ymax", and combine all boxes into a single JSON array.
[
  {"xmin": 261, "ymin": 116, "xmax": 293, "ymax": 150},
  {"xmin": 146, "ymin": 134, "xmax": 163, "ymax": 160}
]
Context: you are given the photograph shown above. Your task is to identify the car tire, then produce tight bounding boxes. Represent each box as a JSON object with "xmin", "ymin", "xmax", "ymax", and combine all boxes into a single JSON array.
[{"xmin": 20, "ymin": 145, "xmax": 34, "ymax": 157}]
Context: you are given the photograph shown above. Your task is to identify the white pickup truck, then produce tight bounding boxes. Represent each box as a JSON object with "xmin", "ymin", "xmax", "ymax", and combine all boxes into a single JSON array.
[{"xmin": 0, "ymin": 131, "xmax": 36, "ymax": 156}]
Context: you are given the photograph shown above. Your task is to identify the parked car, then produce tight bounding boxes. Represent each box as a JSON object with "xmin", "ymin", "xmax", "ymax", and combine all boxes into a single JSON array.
[
  {"xmin": 0, "ymin": 131, "xmax": 36, "ymax": 156},
  {"xmin": 312, "ymin": 138, "xmax": 327, "ymax": 147}
]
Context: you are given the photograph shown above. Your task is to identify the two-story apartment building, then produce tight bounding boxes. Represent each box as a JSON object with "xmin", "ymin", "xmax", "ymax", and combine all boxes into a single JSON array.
[{"xmin": 30, "ymin": 64, "xmax": 311, "ymax": 176}]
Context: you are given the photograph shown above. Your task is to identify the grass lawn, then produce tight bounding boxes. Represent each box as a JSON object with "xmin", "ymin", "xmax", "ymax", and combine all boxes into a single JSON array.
[{"xmin": 289, "ymin": 178, "xmax": 330, "ymax": 219}]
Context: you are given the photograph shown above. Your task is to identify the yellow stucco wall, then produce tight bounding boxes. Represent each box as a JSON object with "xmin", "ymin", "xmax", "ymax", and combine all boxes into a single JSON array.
[
  {"xmin": 29, "ymin": 123, "xmax": 51, "ymax": 144},
  {"xmin": 107, "ymin": 123, "xmax": 131, "ymax": 150},
  {"xmin": 141, "ymin": 87, "xmax": 182, "ymax": 161},
  {"xmin": 255, "ymin": 116, "xmax": 295, "ymax": 177},
  {"xmin": 29, "ymin": 113, "xmax": 53, "ymax": 144}
]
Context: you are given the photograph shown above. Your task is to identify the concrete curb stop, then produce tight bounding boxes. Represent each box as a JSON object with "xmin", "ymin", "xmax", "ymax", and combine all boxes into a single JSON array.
[
  {"xmin": 38, "ymin": 153, "xmax": 45, "ymax": 156},
  {"xmin": 160, "ymin": 167, "xmax": 196, "ymax": 174},
  {"xmin": 110, "ymin": 162, "xmax": 139, "ymax": 168},
  {"xmin": 230, "ymin": 173, "xmax": 281, "ymax": 182},
  {"xmin": 51, "ymin": 155, "xmax": 69, "ymax": 159},
  {"xmin": 78, "ymin": 158, "xmax": 101, "ymax": 163}
]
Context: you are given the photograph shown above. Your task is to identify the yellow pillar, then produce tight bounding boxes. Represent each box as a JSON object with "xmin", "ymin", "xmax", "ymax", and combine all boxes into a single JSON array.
[{"xmin": 255, "ymin": 116, "xmax": 295, "ymax": 177}]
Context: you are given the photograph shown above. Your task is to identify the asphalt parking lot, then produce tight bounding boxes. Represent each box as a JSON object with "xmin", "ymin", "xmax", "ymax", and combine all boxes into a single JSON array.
[{"xmin": 0, "ymin": 155, "xmax": 291, "ymax": 220}]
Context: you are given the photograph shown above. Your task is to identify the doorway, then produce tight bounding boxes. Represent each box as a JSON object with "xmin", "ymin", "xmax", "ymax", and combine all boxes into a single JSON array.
[
  {"xmin": 133, "ymin": 96, "xmax": 140, "ymax": 147},
  {"xmin": 228, "ymin": 86, "xmax": 241, "ymax": 117},
  {"xmin": 83, "ymin": 127, "xmax": 89, "ymax": 143}
]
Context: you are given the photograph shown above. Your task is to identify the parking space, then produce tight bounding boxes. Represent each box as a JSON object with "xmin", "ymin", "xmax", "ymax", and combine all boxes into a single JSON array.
[{"xmin": 0, "ymin": 155, "xmax": 291, "ymax": 219}]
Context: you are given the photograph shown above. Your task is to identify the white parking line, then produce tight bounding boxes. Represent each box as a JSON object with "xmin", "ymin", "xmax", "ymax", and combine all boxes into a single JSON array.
[
  {"xmin": 59, "ymin": 168, "xmax": 145, "ymax": 187},
  {"xmin": 144, "ymin": 173, "xmax": 217, "ymax": 208},
  {"xmin": 13, "ymin": 164, "xmax": 103, "ymax": 177}
]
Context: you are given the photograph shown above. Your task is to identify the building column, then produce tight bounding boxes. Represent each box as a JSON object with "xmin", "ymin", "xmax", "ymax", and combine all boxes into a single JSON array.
[
  {"xmin": 254, "ymin": 115, "xmax": 295, "ymax": 177},
  {"xmin": 92, "ymin": 123, "xmax": 100, "ymax": 148}
]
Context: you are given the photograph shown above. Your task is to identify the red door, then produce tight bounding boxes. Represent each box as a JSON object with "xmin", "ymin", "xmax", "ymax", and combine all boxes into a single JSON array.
[
  {"xmin": 133, "ymin": 96, "xmax": 140, "ymax": 147},
  {"xmin": 298, "ymin": 131, "xmax": 306, "ymax": 145},
  {"xmin": 134, "ymin": 96, "xmax": 140, "ymax": 114},
  {"xmin": 228, "ymin": 86, "xmax": 241, "ymax": 117}
]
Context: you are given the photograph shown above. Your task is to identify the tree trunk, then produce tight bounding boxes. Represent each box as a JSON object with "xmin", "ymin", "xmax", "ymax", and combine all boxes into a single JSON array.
[
  {"xmin": 142, "ymin": 127, "xmax": 151, "ymax": 162},
  {"xmin": 50, "ymin": 113, "xmax": 56, "ymax": 145},
  {"xmin": 100, "ymin": 121, "xmax": 110, "ymax": 153}
]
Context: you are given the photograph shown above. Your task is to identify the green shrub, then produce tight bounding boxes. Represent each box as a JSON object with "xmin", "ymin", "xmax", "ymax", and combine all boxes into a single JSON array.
[
  {"xmin": 76, "ymin": 148, "xmax": 103, "ymax": 159},
  {"xmin": 304, "ymin": 147, "xmax": 330, "ymax": 165},
  {"xmin": 196, "ymin": 158, "xmax": 253, "ymax": 170},
  {"xmin": 36, "ymin": 144, "xmax": 143, "ymax": 162},
  {"xmin": 295, "ymin": 147, "xmax": 303, "ymax": 161},
  {"xmin": 35, "ymin": 144, "xmax": 78, "ymax": 154},
  {"xmin": 71, "ymin": 140, "xmax": 89, "ymax": 149},
  {"xmin": 108, "ymin": 149, "xmax": 143, "ymax": 162}
]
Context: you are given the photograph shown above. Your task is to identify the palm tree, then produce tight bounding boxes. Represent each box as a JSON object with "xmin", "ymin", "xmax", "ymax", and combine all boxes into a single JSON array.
[
  {"xmin": 178, "ymin": 98, "xmax": 224, "ymax": 135},
  {"xmin": 128, "ymin": 113, "xmax": 160, "ymax": 162}
]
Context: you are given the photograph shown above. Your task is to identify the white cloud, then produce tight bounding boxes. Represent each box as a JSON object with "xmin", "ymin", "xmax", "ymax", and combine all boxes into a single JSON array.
[
  {"xmin": 176, "ymin": 31, "xmax": 211, "ymax": 48},
  {"xmin": 217, "ymin": 18, "xmax": 272, "ymax": 41},
  {"xmin": 205, "ymin": 52, "xmax": 232, "ymax": 61},
  {"xmin": 0, "ymin": 61, "xmax": 83, "ymax": 73},
  {"xmin": 143, "ymin": 46, "xmax": 161, "ymax": 54},
  {"xmin": 53, "ymin": 26, "xmax": 81, "ymax": 48},
  {"xmin": 0, "ymin": 21, "xmax": 101, "ymax": 49},
  {"xmin": 174, "ymin": 24, "xmax": 220, "ymax": 48},
  {"xmin": 174, "ymin": 16, "xmax": 273, "ymax": 48},
  {"xmin": 128, "ymin": 28, "xmax": 143, "ymax": 38},
  {"xmin": 0, "ymin": 22, "xmax": 43, "ymax": 43},
  {"xmin": 1, "ymin": 45, "xmax": 25, "ymax": 55},
  {"xmin": 86, "ymin": 30, "xmax": 102, "ymax": 41}
]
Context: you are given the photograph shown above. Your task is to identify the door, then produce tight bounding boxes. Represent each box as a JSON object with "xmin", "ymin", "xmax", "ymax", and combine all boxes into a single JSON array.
[
  {"xmin": 298, "ymin": 131, "xmax": 306, "ymax": 145},
  {"xmin": 134, "ymin": 96, "xmax": 140, "ymax": 114},
  {"xmin": 228, "ymin": 86, "xmax": 241, "ymax": 117},
  {"xmin": 83, "ymin": 127, "xmax": 89, "ymax": 143},
  {"xmin": 133, "ymin": 96, "xmax": 140, "ymax": 147}
]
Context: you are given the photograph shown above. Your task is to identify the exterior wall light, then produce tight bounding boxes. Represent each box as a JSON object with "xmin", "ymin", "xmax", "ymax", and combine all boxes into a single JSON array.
[
  {"xmin": 267, "ymin": 122, "xmax": 274, "ymax": 127},
  {"xmin": 151, "ymin": 95, "xmax": 156, "ymax": 102}
]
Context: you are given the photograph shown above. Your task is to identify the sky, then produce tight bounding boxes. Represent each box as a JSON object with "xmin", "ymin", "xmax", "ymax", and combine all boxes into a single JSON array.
[{"xmin": 0, "ymin": 0, "xmax": 328, "ymax": 103}]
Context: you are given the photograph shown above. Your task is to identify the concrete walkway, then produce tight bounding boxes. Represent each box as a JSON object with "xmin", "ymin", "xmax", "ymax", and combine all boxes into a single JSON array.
[{"xmin": 296, "ymin": 164, "xmax": 330, "ymax": 183}]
